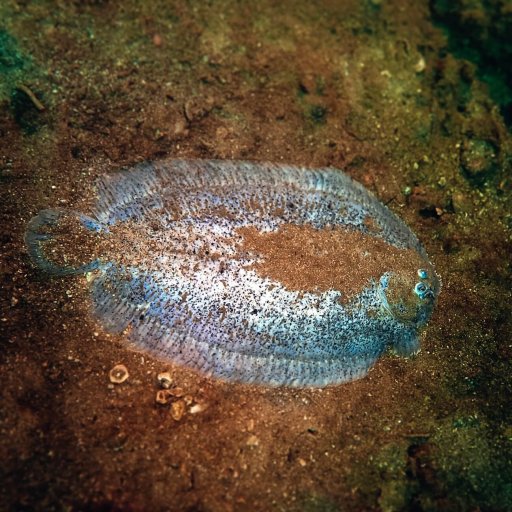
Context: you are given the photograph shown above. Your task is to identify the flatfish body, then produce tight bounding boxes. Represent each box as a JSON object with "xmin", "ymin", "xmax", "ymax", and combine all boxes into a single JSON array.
[{"xmin": 25, "ymin": 159, "xmax": 440, "ymax": 387}]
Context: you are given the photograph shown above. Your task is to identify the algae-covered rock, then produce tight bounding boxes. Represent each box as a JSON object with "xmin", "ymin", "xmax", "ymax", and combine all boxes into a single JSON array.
[{"xmin": 460, "ymin": 138, "xmax": 498, "ymax": 184}]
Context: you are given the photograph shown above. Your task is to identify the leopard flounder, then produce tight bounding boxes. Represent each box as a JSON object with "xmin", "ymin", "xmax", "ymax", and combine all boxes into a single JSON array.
[{"xmin": 25, "ymin": 159, "xmax": 440, "ymax": 387}]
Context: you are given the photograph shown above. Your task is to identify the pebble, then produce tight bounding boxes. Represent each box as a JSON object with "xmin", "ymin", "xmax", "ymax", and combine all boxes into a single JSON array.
[
  {"xmin": 173, "ymin": 118, "xmax": 188, "ymax": 136},
  {"xmin": 246, "ymin": 435, "xmax": 259, "ymax": 447},
  {"xmin": 414, "ymin": 56, "xmax": 426, "ymax": 73},
  {"xmin": 189, "ymin": 402, "xmax": 207, "ymax": 414},
  {"xmin": 109, "ymin": 364, "xmax": 129, "ymax": 384},
  {"xmin": 155, "ymin": 389, "xmax": 173, "ymax": 405},
  {"xmin": 171, "ymin": 400, "xmax": 186, "ymax": 421},
  {"xmin": 157, "ymin": 371, "xmax": 173, "ymax": 389}
]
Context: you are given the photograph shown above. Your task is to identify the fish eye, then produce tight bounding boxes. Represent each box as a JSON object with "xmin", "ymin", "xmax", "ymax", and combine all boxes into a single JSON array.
[
  {"xmin": 417, "ymin": 269, "xmax": 428, "ymax": 279},
  {"xmin": 414, "ymin": 281, "xmax": 435, "ymax": 301},
  {"xmin": 414, "ymin": 282, "xmax": 427, "ymax": 297}
]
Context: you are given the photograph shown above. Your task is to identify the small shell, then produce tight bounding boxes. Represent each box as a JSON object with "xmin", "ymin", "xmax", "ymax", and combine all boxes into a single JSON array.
[
  {"xmin": 155, "ymin": 389, "xmax": 173, "ymax": 405},
  {"xmin": 109, "ymin": 364, "xmax": 129, "ymax": 384}
]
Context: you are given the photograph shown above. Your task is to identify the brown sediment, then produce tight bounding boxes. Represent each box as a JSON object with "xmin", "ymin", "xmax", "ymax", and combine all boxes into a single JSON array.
[
  {"xmin": 3, "ymin": 0, "xmax": 510, "ymax": 509},
  {"xmin": 237, "ymin": 223, "xmax": 430, "ymax": 302},
  {"xmin": 40, "ymin": 215, "xmax": 157, "ymax": 270}
]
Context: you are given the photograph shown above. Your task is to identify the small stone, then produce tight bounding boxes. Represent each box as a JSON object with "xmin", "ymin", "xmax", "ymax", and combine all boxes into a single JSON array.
[
  {"xmin": 189, "ymin": 402, "xmax": 207, "ymax": 414},
  {"xmin": 414, "ymin": 56, "xmax": 426, "ymax": 73},
  {"xmin": 155, "ymin": 389, "xmax": 173, "ymax": 405},
  {"xmin": 460, "ymin": 139, "xmax": 498, "ymax": 184},
  {"xmin": 298, "ymin": 458, "xmax": 307, "ymax": 467},
  {"xmin": 152, "ymin": 34, "xmax": 162, "ymax": 47},
  {"xmin": 157, "ymin": 371, "xmax": 173, "ymax": 389},
  {"xmin": 173, "ymin": 118, "xmax": 188, "ymax": 136},
  {"xmin": 171, "ymin": 400, "xmax": 186, "ymax": 421},
  {"xmin": 246, "ymin": 434, "xmax": 259, "ymax": 447},
  {"xmin": 109, "ymin": 364, "xmax": 129, "ymax": 384}
]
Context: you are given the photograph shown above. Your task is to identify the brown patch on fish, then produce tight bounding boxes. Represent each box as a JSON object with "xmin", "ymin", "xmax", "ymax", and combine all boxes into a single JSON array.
[
  {"xmin": 363, "ymin": 215, "xmax": 382, "ymax": 233},
  {"xmin": 237, "ymin": 223, "xmax": 430, "ymax": 302},
  {"xmin": 39, "ymin": 211, "xmax": 432, "ymax": 308}
]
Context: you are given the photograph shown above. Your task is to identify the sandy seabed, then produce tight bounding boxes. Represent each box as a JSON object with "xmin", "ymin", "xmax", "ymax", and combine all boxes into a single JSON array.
[{"xmin": 1, "ymin": 1, "xmax": 511, "ymax": 511}]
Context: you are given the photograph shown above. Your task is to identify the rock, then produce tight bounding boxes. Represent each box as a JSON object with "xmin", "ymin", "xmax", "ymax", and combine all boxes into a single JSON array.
[
  {"xmin": 171, "ymin": 400, "xmax": 186, "ymax": 421},
  {"xmin": 155, "ymin": 389, "xmax": 173, "ymax": 405},
  {"xmin": 157, "ymin": 371, "xmax": 173, "ymax": 389},
  {"xmin": 189, "ymin": 402, "xmax": 207, "ymax": 414},
  {"xmin": 246, "ymin": 434, "xmax": 259, "ymax": 447},
  {"xmin": 460, "ymin": 139, "xmax": 498, "ymax": 184}
]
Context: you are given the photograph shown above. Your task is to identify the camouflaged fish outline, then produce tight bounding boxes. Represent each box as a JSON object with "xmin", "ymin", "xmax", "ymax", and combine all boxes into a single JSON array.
[{"xmin": 25, "ymin": 159, "xmax": 440, "ymax": 387}]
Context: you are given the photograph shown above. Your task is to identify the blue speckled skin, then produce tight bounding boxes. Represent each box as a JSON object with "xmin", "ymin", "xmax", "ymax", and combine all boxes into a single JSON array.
[{"xmin": 25, "ymin": 159, "xmax": 439, "ymax": 387}]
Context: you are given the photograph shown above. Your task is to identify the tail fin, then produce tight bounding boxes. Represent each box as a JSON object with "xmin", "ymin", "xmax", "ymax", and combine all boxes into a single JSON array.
[{"xmin": 25, "ymin": 208, "xmax": 103, "ymax": 275}]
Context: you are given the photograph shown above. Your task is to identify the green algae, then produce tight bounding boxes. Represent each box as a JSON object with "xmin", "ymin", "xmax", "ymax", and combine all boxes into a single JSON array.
[
  {"xmin": 0, "ymin": 28, "xmax": 46, "ymax": 133},
  {"xmin": 433, "ymin": 419, "xmax": 512, "ymax": 511},
  {"xmin": 431, "ymin": 0, "xmax": 512, "ymax": 128},
  {"xmin": 300, "ymin": 494, "xmax": 340, "ymax": 512},
  {"xmin": 349, "ymin": 425, "xmax": 512, "ymax": 512},
  {"xmin": 0, "ymin": 28, "xmax": 29, "ymax": 99},
  {"xmin": 0, "ymin": 29, "xmax": 25, "ymax": 76},
  {"xmin": 309, "ymin": 104, "xmax": 327, "ymax": 124},
  {"xmin": 460, "ymin": 138, "xmax": 499, "ymax": 184},
  {"xmin": 374, "ymin": 443, "xmax": 412, "ymax": 512}
]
